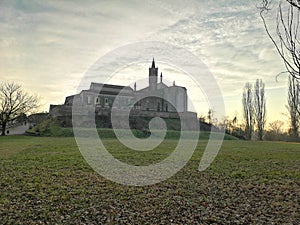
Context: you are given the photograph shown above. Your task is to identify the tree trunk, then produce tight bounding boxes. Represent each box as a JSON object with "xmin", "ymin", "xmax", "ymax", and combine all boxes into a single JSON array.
[
  {"xmin": 1, "ymin": 123, "xmax": 6, "ymax": 136},
  {"xmin": 258, "ymin": 129, "xmax": 263, "ymax": 141}
]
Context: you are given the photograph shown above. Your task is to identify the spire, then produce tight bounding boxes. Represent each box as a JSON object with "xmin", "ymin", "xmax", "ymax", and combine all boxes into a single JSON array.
[
  {"xmin": 149, "ymin": 58, "xmax": 158, "ymax": 91},
  {"xmin": 151, "ymin": 58, "xmax": 155, "ymax": 68},
  {"xmin": 160, "ymin": 72, "xmax": 163, "ymax": 83},
  {"xmin": 134, "ymin": 82, "xmax": 136, "ymax": 91}
]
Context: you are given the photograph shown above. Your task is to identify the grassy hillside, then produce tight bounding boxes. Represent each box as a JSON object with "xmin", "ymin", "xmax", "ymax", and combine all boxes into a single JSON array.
[{"xmin": 26, "ymin": 118, "xmax": 239, "ymax": 140}]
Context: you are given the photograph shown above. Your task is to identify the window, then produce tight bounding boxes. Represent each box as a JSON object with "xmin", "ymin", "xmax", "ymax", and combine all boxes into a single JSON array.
[
  {"xmin": 87, "ymin": 96, "xmax": 91, "ymax": 105},
  {"xmin": 95, "ymin": 97, "xmax": 100, "ymax": 105},
  {"xmin": 105, "ymin": 98, "xmax": 108, "ymax": 106}
]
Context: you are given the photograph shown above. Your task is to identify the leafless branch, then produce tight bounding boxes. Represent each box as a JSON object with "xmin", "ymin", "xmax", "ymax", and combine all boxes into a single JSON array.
[{"xmin": 259, "ymin": 0, "xmax": 300, "ymax": 80}]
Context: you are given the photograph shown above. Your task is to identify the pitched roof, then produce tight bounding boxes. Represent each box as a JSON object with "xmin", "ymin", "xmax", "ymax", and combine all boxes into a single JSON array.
[{"xmin": 79, "ymin": 82, "xmax": 134, "ymax": 96}]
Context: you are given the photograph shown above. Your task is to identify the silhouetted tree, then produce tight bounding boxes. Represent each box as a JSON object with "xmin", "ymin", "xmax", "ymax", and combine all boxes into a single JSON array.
[
  {"xmin": 0, "ymin": 82, "xmax": 38, "ymax": 136},
  {"xmin": 254, "ymin": 79, "xmax": 267, "ymax": 140},
  {"xmin": 265, "ymin": 120, "xmax": 287, "ymax": 141},
  {"xmin": 208, "ymin": 109, "xmax": 213, "ymax": 124},
  {"xmin": 242, "ymin": 82, "xmax": 254, "ymax": 140}
]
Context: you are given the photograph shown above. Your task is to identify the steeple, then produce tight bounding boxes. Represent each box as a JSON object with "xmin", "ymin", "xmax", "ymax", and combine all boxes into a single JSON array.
[
  {"xmin": 149, "ymin": 58, "xmax": 158, "ymax": 91},
  {"xmin": 160, "ymin": 72, "xmax": 163, "ymax": 83},
  {"xmin": 151, "ymin": 58, "xmax": 155, "ymax": 68}
]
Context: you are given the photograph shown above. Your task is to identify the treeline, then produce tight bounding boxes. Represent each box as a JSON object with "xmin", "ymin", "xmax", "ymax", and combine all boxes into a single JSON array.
[{"xmin": 202, "ymin": 78, "xmax": 299, "ymax": 142}]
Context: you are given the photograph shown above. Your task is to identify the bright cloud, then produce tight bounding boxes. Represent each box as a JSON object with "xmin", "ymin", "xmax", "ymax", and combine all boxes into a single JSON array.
[{"xmin": 0, "ymin": 0, "xmax": 289, "ymax": 122}]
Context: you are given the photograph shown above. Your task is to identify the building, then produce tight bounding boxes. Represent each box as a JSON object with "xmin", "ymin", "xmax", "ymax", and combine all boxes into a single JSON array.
[
  {"xmin": 49, "ymin": 59, "xmax": 196, "ymax": 129},
  {"xmin": 134, "ymin": 59, "xmax": 187, "ymax": 112}
]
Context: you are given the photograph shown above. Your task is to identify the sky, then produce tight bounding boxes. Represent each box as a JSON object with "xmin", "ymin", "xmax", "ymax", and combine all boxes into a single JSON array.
[{"xmin": 0, "ymin": 0, "xmax": 291, "ymax": 126}]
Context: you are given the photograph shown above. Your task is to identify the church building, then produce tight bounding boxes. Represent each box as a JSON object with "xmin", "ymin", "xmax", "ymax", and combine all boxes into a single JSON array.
[
  {"xmin": 49, "ymin": 59, "xmax": 192, "ymax": 125},
  {"xmin": 134, "ymin": 58, "xmax": 187, "ymax": 112}
]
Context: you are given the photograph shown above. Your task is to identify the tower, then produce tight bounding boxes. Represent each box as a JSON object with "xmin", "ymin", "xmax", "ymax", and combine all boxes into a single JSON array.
[{"xmin": 149, "ymin": 58, "xmax": 158, "ymax": 91}]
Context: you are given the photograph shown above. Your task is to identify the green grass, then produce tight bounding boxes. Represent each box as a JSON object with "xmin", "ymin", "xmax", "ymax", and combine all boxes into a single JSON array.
[{"xmin": 0, "ymin": 136, "xmax": 299, "ymax": 224}]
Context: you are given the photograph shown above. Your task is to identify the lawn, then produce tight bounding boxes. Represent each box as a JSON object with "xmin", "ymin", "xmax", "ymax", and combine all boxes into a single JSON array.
[{"xmin": 0, "ymin": 136, "xmax": 299, "ymax": 224}]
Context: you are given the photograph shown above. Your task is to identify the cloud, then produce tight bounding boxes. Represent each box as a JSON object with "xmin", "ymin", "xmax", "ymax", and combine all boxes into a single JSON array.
[
  {"xmin": 0, "ymin": 0, "xmax": 290, "ymax": 119},
  {"xmin": 142, "ymin": 0, "xmax": 289, "ymax": 118}
]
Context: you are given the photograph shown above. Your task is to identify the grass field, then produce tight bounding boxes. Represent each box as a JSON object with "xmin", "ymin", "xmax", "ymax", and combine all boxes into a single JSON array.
[{"xmin": 0, "ymin": 136, "xmax": 299, "ymax": 224}]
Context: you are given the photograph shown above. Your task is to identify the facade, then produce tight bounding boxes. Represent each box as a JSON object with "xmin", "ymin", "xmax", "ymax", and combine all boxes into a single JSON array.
[
  {"xmin": 134, "ymin": 59, "xmax": 187, "ymax": 113},
  {"xmin": 63, "ymin": 83, "xmax": 134, "ymax": 109},
  {"xmin": 49, "ymin": 59, "xmax": 196, "ymax": 129}
]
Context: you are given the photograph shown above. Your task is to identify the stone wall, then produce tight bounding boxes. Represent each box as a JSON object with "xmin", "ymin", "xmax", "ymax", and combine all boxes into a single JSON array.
[{"xmin": 49, "ymin": 104, "xmax": 198, "ymax": 130}]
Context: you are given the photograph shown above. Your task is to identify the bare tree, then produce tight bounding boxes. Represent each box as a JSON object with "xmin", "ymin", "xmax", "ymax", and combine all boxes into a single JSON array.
[
  {"xmin": 269, "ymin": 120, "xmax": 285, "ymax": 135},
  {"xmin": 259, "ymin": 0, "xmax": 300, "ymax": 139},
  {"xmin": 242, "ymin": 82, "xmax": 254, "ymax": 140},
  {"xmin": 265, "ymin": 120, "xmax": 286, "ymax": 141},
  {"xmin": 287, "ymin": 76, "xmax": 300, "ymax": 137},
  {"xmin": 0, "ymin": 82, "xmax": 38, "ymax": 136},
  {"xmin": 254, "ymin": 79, "xmax": 267, "ymax": 140},
  {"xmin": 259, "ymin": 0, "xmax": 300, "ymax": 80},
  {"xmin": 207, "ymin": 109, "xmax": 213, "ymax": 124}
]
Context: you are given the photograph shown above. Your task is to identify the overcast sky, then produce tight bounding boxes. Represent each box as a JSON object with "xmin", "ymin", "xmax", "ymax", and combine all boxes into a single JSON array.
[{"xmin": 0, "ymin": 0, "xmax": 289, "ymax": 124}]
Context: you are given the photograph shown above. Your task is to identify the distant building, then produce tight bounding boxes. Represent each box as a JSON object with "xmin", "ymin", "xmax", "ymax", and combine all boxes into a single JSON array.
[
  {"xmin": 27, "ymin": 113, "xmax": 48, "ymax": 127},
  {"xmin": 134, "ymin": 58, "xmax": 187, "ymax": 112},
  {"xmin": 49, "ymin": 59, "xmax": 196, "ymax": 129}
]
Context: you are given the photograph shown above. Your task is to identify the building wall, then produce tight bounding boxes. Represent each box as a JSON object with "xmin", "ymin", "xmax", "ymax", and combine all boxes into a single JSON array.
[
  {"xmin": 135, "ymin": 96, "xmax": 160, "ymax": 112},
  {"xmin": 79, "ymin": 92, "xmax": 134, "ymax": 109},
  {"xmin": 50, "ymin": 87, "xmax": 187, "ymax": 117},
  {"xmin": 163, "ymin": 86, "xmax": 187, "ymax": 112}
]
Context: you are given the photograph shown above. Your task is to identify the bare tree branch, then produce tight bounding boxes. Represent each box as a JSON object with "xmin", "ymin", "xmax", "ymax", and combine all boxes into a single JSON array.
[
  {"xmin": 287, "ymin": 0, "xmax": 300, "ymax": 9},
  {"xmin": 259, "ymin": 0, "xmax": 300, "ymax": 80}
]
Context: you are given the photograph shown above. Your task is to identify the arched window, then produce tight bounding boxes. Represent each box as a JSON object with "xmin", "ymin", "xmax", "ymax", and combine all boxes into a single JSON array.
[{"xmin": 95, "ymin": 97, "xmax": 100, "ymax": 105}]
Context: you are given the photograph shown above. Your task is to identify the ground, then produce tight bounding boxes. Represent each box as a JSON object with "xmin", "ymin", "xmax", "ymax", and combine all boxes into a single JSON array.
[{"xmin": 0, "ymin": 136, "xmax": 299, "ymax": 224}]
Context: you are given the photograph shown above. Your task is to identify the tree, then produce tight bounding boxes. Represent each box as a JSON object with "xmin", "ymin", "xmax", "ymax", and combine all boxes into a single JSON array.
[
  {"xmin": 259, "ymin": 0, "xmax": 300, "ymax": 139},
  {"xmin": 0, "ymin": 82, "xmax": 38, "ymax": 136},
  {"xmin": 265, "ymin": 120, "xmax": 286, "ymax": 141},
  {"xmin": 259, "ymin": 0, "xmax": 300, "ymax": 80},
  {"xmin": 287, "ymin": 76, "xmax": 300, "ymax": 138},
  {"xmin": 242, "ymin": 82, "xmax": 254, "ymax": 140},
  {"xmin": 269, "ymin": 120, "xmax": 285, "ymax": 135},
  {"xmin": 207, "ymin": 109, "xmax": 213, "ymax": 124},
  {"xmin": 254, "ymin": 79, "xmax": 267, "ymax": 140}
]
